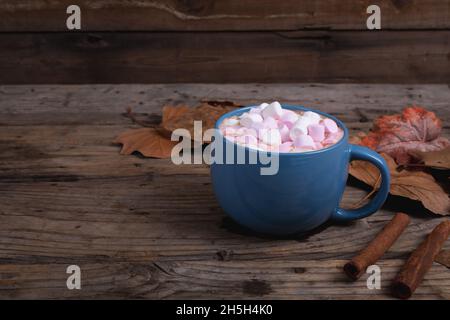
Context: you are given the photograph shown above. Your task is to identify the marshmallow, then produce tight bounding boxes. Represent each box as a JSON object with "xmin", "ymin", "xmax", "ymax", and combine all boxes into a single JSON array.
[
  {"xmin": 303, "ymin": 111, "xmax": 321, "ymax": 125},
  {"xmin": 323, "ymin": 131, "xmax": 343, "ymax": 146},
  {"xmin": 245, "ymin": 128, "xmax": 258, "ymax": 137},
  {"xmin": 322, "ymin": 118, "xmax": 339, "ymax": 134},
  {"xmin": 240, "ymin": 113, "xmax": 263, "ymax": 128},
  {"xmin": 259, "ymin": 128, "xmax": 281, "ymax": 146},
  {"xmin": 258, "ymin": 103, "xmax": 269, "ymax": 109},
  {"xmin": 263, "ymin": 116, "xmax": 278, "ymax": 129},
  {"xmin": 289, "ymin": 117, "xmax": 310, "ymax": 140},
  {"xmin": 280, "ymin": 109, "xmax": 299, "ymax": 125},
  {"xmin": 307, "ymin": 124, "xmax": 325, "ymax": 142},
  {"xmin": 220, "ymin": 104, "xmax": 343, "ymax": 153},
  {"xmin": 262, "ymin": 101, "xmax": 283, "ymax": 120},
  {"xmin": 293, "ymin": 135, "xmax": 315, "ymax": 149},
  {"xmin": 278, "ymin": 123, "xmax": 290, "ymax": 143}
]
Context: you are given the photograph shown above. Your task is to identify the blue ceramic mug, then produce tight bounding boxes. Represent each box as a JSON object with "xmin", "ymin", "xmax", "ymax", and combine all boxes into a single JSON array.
[{"xmin": 210, "ymin": 105, "xmax": 390, "ymax": 236}]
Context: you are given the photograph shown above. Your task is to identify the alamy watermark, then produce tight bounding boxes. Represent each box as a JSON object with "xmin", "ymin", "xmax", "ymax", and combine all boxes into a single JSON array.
[
  {"xmin": 170, "ymin": 121, "xmax": 280, "ymax": 176},
  {"xmin": 66, "ymin": 265, "xmax": 81, "ymax": 290}
]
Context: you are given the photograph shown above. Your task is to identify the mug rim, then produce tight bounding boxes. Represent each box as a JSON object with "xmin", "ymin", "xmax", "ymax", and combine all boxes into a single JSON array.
[{"xmin": 214, "ymin": 104, "xmax": 349, "ymax": 157}]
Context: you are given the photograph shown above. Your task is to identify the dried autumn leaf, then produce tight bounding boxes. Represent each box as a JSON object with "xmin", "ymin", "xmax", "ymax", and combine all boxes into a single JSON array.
[
  {"xmin": 410, "ymin": 147, "xmax": 450, "ymax": 170},
  {"xmin": 349, "ymin": 153, "xmax": 450, "ymax": 215},
  {"xmin": 360, "ymin": 106, "xmax": 449, "ymax": 165},
  {"xmin": 114, "ymin": 128, "xmax": 177, "ymax": 158},
  {"xmin": 435, "ymin": 249, "xmax": 450, "ymax": 268},
  {"xmin": 161, "ymin": 102, "xmax": 240, "ymax": 142},
  {"xmin": 162, "ymin": 105, "xmax": 190, "ymax": 124}
]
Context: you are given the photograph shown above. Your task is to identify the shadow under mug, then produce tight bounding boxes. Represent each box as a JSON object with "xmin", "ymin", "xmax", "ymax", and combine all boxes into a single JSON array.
[{"xmin": 210, "ymin": 105, "xmax": 390, "ymax": 236}]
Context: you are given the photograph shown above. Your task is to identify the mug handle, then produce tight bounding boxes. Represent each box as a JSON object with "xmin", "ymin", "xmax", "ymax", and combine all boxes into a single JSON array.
[{"xmin": 332, "ymin": 144, "xmax": 390, "ymax": 222}]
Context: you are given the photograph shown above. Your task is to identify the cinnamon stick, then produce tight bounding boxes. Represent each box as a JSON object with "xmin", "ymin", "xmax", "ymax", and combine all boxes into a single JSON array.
[
  {"xmin": 344, "ymin": 212, "xmax": 410, "ymax": 280},
  {"xmin": 391, "ymin": 220, "xmax": 450, "ymax": 299}
]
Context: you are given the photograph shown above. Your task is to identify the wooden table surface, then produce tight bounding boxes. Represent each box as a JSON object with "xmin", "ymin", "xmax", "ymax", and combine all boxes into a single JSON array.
[{"xmin": 0, "ymin": 84, "xmax": 448, "ymax": 299}]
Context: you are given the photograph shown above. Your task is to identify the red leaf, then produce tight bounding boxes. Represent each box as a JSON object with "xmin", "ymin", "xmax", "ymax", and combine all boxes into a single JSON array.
[{"xmin": 361, "ymin": 106, "xmax": 450, "ymax": 164}]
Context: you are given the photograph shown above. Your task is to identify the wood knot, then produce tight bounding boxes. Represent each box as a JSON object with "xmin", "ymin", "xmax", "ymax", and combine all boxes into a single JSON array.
[
  {"xmin": 242, "ymin": 279, "xmax": 272, "ymax": 296},
  {"xmin": 216, "ymin": 249, "xmax": 234, "ymax": 261}
]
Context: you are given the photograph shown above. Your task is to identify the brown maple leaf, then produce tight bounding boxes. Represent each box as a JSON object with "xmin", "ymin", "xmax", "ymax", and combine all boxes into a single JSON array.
[
  {"xmin": 114, "ymin": 128, "xmax": 177, "ymax": 158},
  {"xmin": 360, "ymin": 106, "xmax": 450, "ymax": 165},
  {"xmin": 349, "ymin": 152, "xmax": 450, "ymax": 215},
  {"xmin": 409, "ymin": 147, "xmax": 450, "ymax": 170},
  {"xmin": 161, "ymin": 101, "xmax": 240, "ymax": 142}
]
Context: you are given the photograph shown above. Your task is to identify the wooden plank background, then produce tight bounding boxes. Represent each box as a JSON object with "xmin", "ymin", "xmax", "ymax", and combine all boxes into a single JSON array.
[
  {"xmin": 0, "ymin": 0, "xmax": 449, "ymax": 31},
  {"xmin": 0, "ymin": 84, "xmax": 449, "ymax": 299},
  {"xmin": 0, "ymin": 1, "xmax": 449, "ymax": 85}
]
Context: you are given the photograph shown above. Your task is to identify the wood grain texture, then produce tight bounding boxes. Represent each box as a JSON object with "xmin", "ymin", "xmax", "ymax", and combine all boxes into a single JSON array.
[
  {"xmin": 0, "ymin": 84, "xmax": 449, "ymax": 299},
  {"xmin": 0, "ymin": 0, "xmax": 449, "ymax": 31},
  {"xmin": 0, "ymin": 31, "xmax": 449, "ymax": 84}
]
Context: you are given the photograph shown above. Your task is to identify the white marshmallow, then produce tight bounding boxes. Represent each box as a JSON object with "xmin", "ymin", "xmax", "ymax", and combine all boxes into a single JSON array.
[
  {"xmin": 322, "ymin": 118, "xmax": 339, "ymax": 134},
  {"xmin": 303, "ymin": 111, "xmax": 321, "ymax": 125},
  {"xmin": 240, "ymin": 113, "xmax": 263, "ymax": 128},
  {"xmin": 289, "ymin": 117, "xmax": 310, "ymax": 140},
  {"xmin": 259, "ymin": 128, "xmax": 281, "ymax": 146},
  {"xmin": 293, "ymin": 134, "xmax": 315, "ymax": 149},
  {"xmin": 258, "ymin": 103, "xmax": 269, "ymax": 109},
  {"xmin": 262, "ymin": 101, "xmax": 283, "ymax": 120}
]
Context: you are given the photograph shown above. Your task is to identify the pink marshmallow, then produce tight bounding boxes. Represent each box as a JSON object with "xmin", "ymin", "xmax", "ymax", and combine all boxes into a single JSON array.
[
  {"xmin": 308, "ymin": 124, "xmax": 325, "ymax": 142},
  {"xmin": 322, "ymin": 118, "xmax": 338, "ymax": 134},
  {"xmin": 293, "ymin": 135, "xmax": 315, "ymax": 149},
  {"xmin": 280, "ymin": 109, "xmax": 299, "ymax": 124},
  {"xmin": 323, "ymin": 131, "xmax": 343, "ymax": 145},
  {"xmin": 263, "ymin": 116, "xmax": 278, "ymax": 129},
  {"xmin": 278, "ymin": 123, "xmax": 290, "ymax": 143},
  {"xmin": 251, "ymin": 122, "xmax": 265, "ymax": 130},
  {"xmin": 281, "ymin": 120, "xmax": 294, "ymax": 129}
]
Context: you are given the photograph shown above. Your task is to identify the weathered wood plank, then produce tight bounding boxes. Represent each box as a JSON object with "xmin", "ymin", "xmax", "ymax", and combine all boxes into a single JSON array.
[
  {"xmin": 0, "ymin": 31, "xmax": 449, "ymax": 84},
  {"xmin": 0, "ymin": 0, "xmax": 449, "ymax": 31},
  {"xmin": 0, "ymin": 260, "xmax": 448, "ymax": 299},
  {"xmin": 0, "ymin": 84, "xmax": 449, "ymax": 299}
]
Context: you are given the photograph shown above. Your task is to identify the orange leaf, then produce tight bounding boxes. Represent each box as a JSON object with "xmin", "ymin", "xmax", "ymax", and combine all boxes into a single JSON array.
[
  {"xmin": 114, "ymin": 128, "xmax": 177, "ymax": 159},
  {"xmin": 360, "ymin": 106, "xmax": 449, "ymax": 164},
  {"xmin": 349, "ymin": 153, "xmax": 450, "ymax": 215},
  {"xmin": 161, "ymin": 102, "xmax": 240, "ymax": 142}
]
